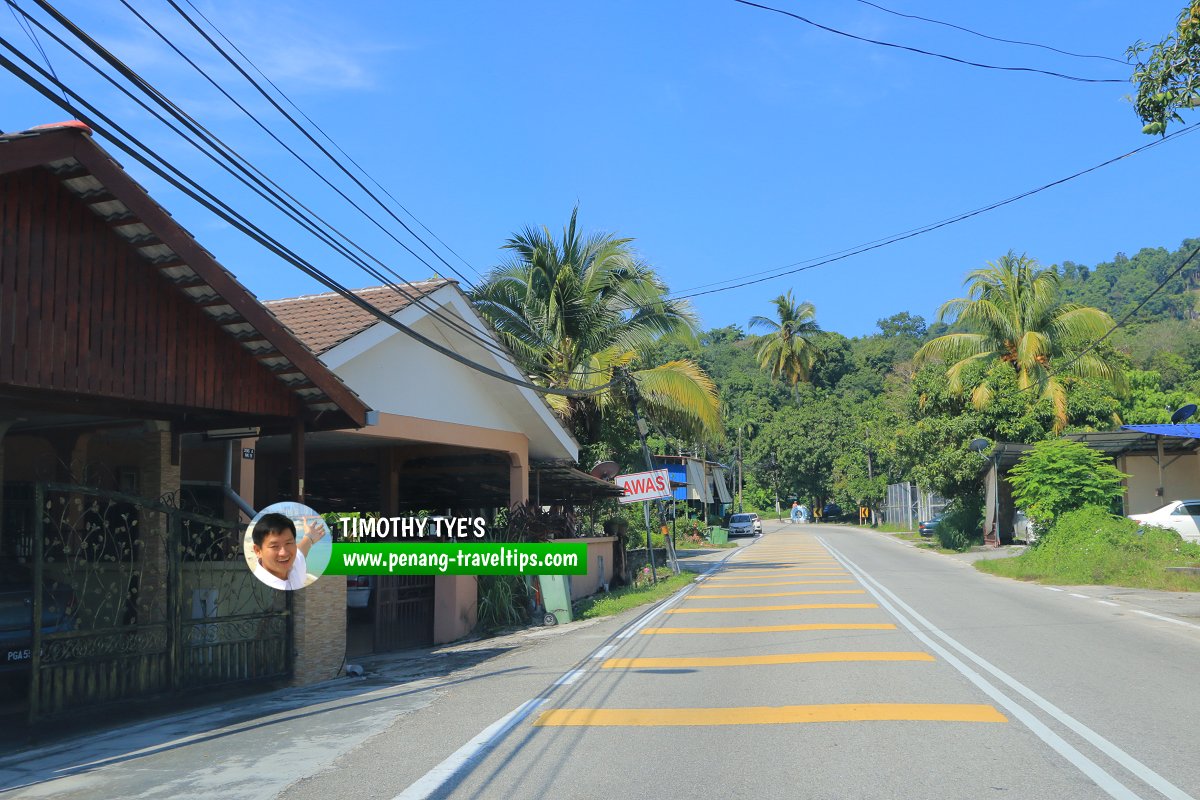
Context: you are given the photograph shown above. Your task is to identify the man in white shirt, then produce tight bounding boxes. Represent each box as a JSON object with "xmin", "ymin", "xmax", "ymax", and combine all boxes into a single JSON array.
[{"xmin": 251, "ymin": 512, "xmax": 325, "ymax": 590}]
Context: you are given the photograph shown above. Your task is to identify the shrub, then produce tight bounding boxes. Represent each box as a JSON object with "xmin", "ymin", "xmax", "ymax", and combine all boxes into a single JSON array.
[
  {"xmin": 935, "ymin": 496, "xmax": 983, "ymax": 552},
  {"xmin": 1007, "ymin": 439, "xmax": 1129, "ymax": 528},
  {"xmin": 477, "ymin": 574, "xmax": 529, "ymax": 631},
  {"xmin": 980, "ymin": 505, "xmax": 1200, "ymax": 587}
]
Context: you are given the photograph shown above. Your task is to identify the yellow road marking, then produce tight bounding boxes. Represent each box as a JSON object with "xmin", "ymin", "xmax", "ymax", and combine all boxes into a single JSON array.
[
  {"xmin": 602, "ymin": 652, "xmax": 934, "ymax": 668},
  {"xmin": 641, "ymin": 623, "xmax": 897, "ymax": 634},
  {"xmin": 702, "ymin": 581, "xmax": 854, "ymax": 587},
  {"xmin": 686, "ymin": 590, "xmax": 866, "ymax": 599},
  {"xmin": 738, "ymin": 557, "xmax": 829, "ymax": 560},
  {"xmin": 710, "ymin": 568, "xmax": 844, "ymax": 575},
  {"xmin": 665, "ymin": 603, "xmax": 878, "ymax": 613},
  {"xmin": 533, "ymin": 704, "xmax": 1007, "ymax": 727}
]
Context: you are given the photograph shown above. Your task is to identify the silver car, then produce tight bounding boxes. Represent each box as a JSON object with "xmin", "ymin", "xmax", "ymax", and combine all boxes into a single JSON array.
[{"xmin": 728, "ymin": 513, "xmax": 762, "ymax": 536}]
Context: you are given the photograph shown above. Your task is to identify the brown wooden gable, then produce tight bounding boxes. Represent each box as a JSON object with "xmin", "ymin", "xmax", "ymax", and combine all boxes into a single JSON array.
[
  {"xmin": 0, "ymin": 124, "xmax": 370, "ymax": 430},
  {"xmin": 0, "ymin": 165, "xmax": 298, "ymax": 418}
]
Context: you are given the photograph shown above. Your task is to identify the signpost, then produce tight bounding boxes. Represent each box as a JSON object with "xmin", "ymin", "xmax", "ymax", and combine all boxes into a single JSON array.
[{"xmin": 615, "ymin": 469, "xmax": 672, "ymax": 504}]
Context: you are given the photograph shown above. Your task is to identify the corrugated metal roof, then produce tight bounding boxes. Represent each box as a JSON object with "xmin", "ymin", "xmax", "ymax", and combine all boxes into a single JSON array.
[{"xmin": 1121, "ymin": 423, "xmax": 1200, "ymax": 439}]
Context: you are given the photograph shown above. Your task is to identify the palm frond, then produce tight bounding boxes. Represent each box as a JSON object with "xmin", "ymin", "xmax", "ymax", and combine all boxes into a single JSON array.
[
  {"xmin": 914, "ymin": 333, "xmax": 991, "ymax": 365},
  {"xmin": 632, "ymin": 360, "xmax": 723, "ymax": 442}
]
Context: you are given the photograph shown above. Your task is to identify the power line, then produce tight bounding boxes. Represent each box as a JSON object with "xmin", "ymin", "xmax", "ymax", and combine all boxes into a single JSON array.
[
  {"xmin": 661, "ymin": 122, "xmax": 1200, "ymax": 301},
  {"xmin": 732, "ymin": 0, "xmax": 1126, "ymax": 84},
  {"xmin": 0, "ymin": 44, "xmax": 616, "ymax": 400},
  {"xmin": 100, "ymin": 0, "xmax": 474, "ymax": 290},
  {"xmin": 928, "ymin": 244, "xmax": 1200, "ymax": 414},
  {"xmin": 1057, "ymin": 241, "xmax": 1200, "ymax": 374},
  {"xmin": 7, "ymin": 0, "xmax": 522, "ymax": 368},
  {"xmin": 178, "ymin": 0, "xmax": 484, "ymax": 283},
  {"xmin": 145, "ymin": 0, "xmax": 480, "ymax": 288},
  {"xmin": 852, "ymin": 0, "xmax": 1128, "ymax": 66},
  {"xmin": 5, "ymin": 0, "xmax": 66, "ymax": 106}
]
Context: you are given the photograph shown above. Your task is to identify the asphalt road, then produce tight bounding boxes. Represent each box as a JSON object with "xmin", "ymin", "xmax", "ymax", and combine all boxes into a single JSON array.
[
  {"xmin": 394, "ymin": 522, "xmax": 1200, "ymax": 800},
  {"xmin": 4, "ymin": 522, "xmax": 1199, "ymax": 800}
]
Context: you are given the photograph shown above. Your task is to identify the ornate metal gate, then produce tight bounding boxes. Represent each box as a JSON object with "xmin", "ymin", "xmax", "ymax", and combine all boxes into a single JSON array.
[{"xmin": 28, "ymin": 483, "xmax": 291, "ymax": 722}]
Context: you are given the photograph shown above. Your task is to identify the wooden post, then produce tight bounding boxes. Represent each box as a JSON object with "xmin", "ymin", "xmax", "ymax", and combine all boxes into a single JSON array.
[{"xmin": 291, "ymin": 418, "xmax": 305, "ymax": 503}]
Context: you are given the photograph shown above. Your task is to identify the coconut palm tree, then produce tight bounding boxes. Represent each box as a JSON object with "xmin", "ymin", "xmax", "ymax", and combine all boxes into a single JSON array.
[
  {"xmin": 470, "ymin": 208, "xmax": 721, "ymax": 444},
  {"xmin": 914, "ymin": 251, "xmax": 1126, "ymax": 432},
  {"xmin": 749, "ymin": 291, "xmax": 824, "ymax": 385}
]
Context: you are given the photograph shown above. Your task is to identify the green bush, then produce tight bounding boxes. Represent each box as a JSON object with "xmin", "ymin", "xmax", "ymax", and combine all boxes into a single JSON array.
[
  {"xmin": 936, "ymin": 496, "xmax": 983, "ymax": 552},
  {"xmin": 1008, "ymin": 439, "xmax": 1129, "ymax": 527},
  {"xmin": 978, "ymin": 505, "xmax": 1200, "ymax": 588}
]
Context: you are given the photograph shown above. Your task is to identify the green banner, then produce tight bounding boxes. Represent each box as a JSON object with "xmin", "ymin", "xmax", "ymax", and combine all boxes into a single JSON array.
[{"xmin": 325, "ymin": 542, "xmax": 588, "ymax": 575}]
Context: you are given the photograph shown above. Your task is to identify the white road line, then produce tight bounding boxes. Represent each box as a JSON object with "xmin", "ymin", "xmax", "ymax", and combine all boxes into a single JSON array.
[
  {"xmin": 395, "ymin": 549, "xmax": 728, "ymax": 798},
  {"xmin": 820, "ymin": 538, "xmax": 1195, "ymax": 800},
  {"xmin": 394, "ymin": 697, "xmax": 547, "ymax": 800},
  {"xmin": 553, "ymin": 669, "xmax": 586, "ymax": 686},
  {"xmin": 1131, "ymin": 609, "xmax": 1200, "ymax": 631},
  {"xmin": 1098, "ymin": 601, "xmax": 1120, "ymax": 607},
  {"xmin": 1069, "ymin": 593, "xmax": 1089, "ymax": 599},
  {"xmin": 1046, "ymin": 587, "xmax": 1065, "ymax": 592},
  {"xmin": 617, "ymin": 545, "xmax": 743, "ymax": 639}
]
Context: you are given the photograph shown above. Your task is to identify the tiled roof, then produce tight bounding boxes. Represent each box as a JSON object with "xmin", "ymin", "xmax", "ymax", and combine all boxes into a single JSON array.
[{"xmin": 264, "ymin": 280, "xmax": 452, "ymax": 354}]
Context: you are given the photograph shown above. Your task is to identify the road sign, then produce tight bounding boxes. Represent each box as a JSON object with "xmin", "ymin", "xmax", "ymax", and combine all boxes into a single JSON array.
[{"xmin": 615, "ymin": 468, "xmax": 672, "ymax": 504}]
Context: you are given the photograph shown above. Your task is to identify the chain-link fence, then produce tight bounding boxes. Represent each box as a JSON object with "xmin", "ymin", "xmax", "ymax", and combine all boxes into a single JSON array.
[{"xmin": 882, "ymin": 483, "xmax": 948, "ymax": 530}]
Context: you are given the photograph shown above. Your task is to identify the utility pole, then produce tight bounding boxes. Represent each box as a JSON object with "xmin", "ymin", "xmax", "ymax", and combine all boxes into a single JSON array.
[
  {"xmin": 618, "ymin": 370, "xmax": 679, "ymax": 580},
  {"xmin": 737, "ymin": 426, "xmax": 743, "ymax": 513},
  {"xmin": 866, "ymin": 449, "xmax": 874, "ymax": 526}
]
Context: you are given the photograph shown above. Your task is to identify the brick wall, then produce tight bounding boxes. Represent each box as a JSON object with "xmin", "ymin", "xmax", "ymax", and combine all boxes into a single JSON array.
[{"xmin": 291, "ymin": 573, "xmax": 347, "ymax": 684}]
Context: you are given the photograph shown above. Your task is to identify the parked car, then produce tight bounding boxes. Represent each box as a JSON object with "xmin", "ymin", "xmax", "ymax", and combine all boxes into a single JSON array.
[
  {"xmin": 0, "ymin": 563, "xmax": 76, "ymax": 672},
  {"xmin": 346, "ymin": 575, "xmax": 373, "ymax": 609},
  {"xmin": 1013, "ymin": 510, "xmax": 1038, "ymax": 544},
  {"xmin": 1128, "ymin": 500, "xmax": 1200, "ymax": 542},
  {"xmin": 728, "ymin": 513, "xmax": 762, "ymax": 536},
  {"xmin": 917, "ymin": 515, "xmax": 943, "ymax": 536}
]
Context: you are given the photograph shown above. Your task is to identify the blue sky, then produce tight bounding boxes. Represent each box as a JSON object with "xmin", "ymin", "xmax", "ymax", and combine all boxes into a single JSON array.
[{"xmin": 2, "ymin": 0, "xmax": 1196, "ymax": 337}]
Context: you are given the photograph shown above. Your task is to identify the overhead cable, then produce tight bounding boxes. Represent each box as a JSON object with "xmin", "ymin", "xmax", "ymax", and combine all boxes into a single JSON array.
[
  {"xmin": 8, "ymin": 0, "xmax": 523, "ymax": 367},
  {"xmin": 179, "ymin": 0, "xmax": 483, "ymax": 283},
  {"xmin": 662, "ymin": 122, "xmax": 1200, "ymax": 301},
  {"xmin": 732, "ymin": 0, "xmax": 1126, "ymax": 83},
  {"xmin": 95, "ymin": 0, "xmax": 477, "ymax": 290},
  {"xmin": 852, "ymin": 0, "xmax": 1128, "ymax": 65},
  {"xmin": 0, "ymin": 46, "xmax": 616, "ymax": 399}
]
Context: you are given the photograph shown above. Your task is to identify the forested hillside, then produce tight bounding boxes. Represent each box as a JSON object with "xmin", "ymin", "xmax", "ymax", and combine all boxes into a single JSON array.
[{"xmin": 603, "ymin": 238, "xmax": 1200, "ymax": 518}]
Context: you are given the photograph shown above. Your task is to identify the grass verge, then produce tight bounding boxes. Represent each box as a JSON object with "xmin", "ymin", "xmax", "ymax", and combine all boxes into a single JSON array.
[
  {"xmin": 573, "ymin": 571, "xmax": 695, "ymax": 620},
  {"xmin": 674, "ymin": 536, "xmax": 738, "ymax": 550},
  {"xmin": 975, "ymin": 506, "xmax": 1200, "ymax": 591}
]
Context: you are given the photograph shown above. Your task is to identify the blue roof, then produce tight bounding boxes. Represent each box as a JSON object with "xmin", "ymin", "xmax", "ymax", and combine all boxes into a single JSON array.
[{"xmin": 1120, "ymin": 423, "xmax": 1200, "ymax": 439}]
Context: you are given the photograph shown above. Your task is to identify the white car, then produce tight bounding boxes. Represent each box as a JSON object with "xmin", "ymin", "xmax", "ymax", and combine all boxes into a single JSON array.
[
  {"xmin": 1128, "ymin": 500, "xmax": 1200, "ymax": 542},
  {"xmin": 728, "ymin": 513, "xmax": 762, "ymax": 536}
]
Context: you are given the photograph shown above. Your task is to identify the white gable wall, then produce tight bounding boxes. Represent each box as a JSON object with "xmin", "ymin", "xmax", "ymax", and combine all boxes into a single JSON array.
[
  {"xmin": 336, "ymin": 318, "xmax": 520, "ymax": 432},
  {"xmin": 321, "ymin": 287, "xmax": 577, "ymax": 461}
]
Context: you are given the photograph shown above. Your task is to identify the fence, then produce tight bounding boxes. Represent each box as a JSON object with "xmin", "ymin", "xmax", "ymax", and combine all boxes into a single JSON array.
[
  {"xmin": 26, "ymin": 482, "xmax": 291, "ymax": 723},
  {"xmin": 882, "ymin": 483, "xmax": 948, "ymax": 530}
]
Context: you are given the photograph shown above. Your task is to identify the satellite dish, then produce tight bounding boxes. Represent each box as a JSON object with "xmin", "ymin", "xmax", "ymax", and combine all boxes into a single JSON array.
[
  {"xmin": 1171, "ymin": 404, "xmax": 1197, "ymax": 424},
  {"xmin": 590, "ymin": 461, "xmax": 619, "ymax": 481},
  {"xmin": 968, "ymin": 438, "xmax": 990, "ymax": 452}
]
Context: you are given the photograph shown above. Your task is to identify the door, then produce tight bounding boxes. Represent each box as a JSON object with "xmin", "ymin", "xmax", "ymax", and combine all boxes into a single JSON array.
[{"xmin": 372, "ymin": 575, "xmax": 435, "ymax": 651}]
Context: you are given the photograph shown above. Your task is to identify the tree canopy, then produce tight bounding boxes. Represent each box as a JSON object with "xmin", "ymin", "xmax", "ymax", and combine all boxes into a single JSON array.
[{"xmin": 470, "ymin": 208, "xmax": 722, "ymax": 449}]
